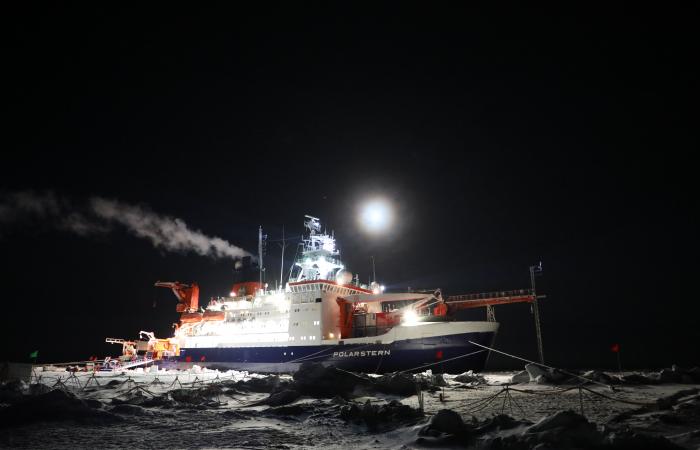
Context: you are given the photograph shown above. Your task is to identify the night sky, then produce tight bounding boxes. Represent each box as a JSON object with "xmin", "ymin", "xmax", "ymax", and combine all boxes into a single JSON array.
[{"xmin": 3, "ymin": 5, "xmax": 697, "ymax": 369}]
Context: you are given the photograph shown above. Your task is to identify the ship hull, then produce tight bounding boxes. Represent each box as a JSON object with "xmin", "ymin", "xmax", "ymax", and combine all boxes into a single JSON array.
[{"xmin": 161, "ymin": 330, "xmax": 496, "ymax": 374}]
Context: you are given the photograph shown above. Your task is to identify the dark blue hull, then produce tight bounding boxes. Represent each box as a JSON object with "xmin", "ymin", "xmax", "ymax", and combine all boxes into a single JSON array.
[{"xmin": 164, "ymin": 331, "xmax": 496, "ymax": 374}]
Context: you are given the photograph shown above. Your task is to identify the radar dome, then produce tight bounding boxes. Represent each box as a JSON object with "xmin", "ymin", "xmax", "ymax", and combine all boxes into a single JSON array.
[{"xmin": 335, "ymin": 269, "xmax": 353, "ymax": 285}]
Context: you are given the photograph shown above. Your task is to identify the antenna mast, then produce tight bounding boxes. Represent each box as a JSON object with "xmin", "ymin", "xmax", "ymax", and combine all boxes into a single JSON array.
[
  {"xmin": 258, "ymin": 226, "xmax": 263, "ymax": 286},
  {"xmin": 279, "ymin": 225, "xmax": 287, "ymax": 289},
  {"xmin": 530, "ymin": 262, "xmax": 545, "ymax": 364}
]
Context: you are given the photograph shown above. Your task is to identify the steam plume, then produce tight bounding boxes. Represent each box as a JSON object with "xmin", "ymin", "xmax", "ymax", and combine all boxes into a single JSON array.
[
  {"xmin": 90, "ymin": 197, "xmax": 251, "ymax": 259},
  {"xmin": 0, "ymin": 191, "xmax": 252, "ymax": 260}
]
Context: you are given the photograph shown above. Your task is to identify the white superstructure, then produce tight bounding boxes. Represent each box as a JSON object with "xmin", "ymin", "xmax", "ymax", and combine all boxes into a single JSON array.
[{"xmin": 174, "ymin": 216, "xmax": 373, "ymax": 349}]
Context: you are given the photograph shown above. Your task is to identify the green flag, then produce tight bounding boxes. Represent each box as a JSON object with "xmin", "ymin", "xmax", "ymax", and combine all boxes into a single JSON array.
[{"xmin": 29, "ymin": 350, "xmax": 38, "ymax": 359}]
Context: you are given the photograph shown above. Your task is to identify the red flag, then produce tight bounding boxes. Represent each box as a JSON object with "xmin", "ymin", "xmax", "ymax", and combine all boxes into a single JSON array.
[
  {"xmin": 200, "ymin": 355, "xmax": 206, "ymax": 362},
  {"xmin": 185, "ymin": 356, "xmax": 192, "ymax": 362},
  {"xmin": 611, "ymin": 343, "xmax": 620, "ymax": 353}
]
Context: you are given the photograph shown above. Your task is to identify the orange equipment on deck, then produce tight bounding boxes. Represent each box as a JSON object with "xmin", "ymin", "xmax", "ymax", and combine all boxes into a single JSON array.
[
  {"xmin": 202, "ymin": 310, "xmax": 226, "ymax": 321},
  {"xmin": 337, "ymin": 299, "xmax": 354, "ymax": 339},
  {"xmin": 230, "ymin": 281, "xmax": 263, "ymax": 297},
  {"xmin": 336, "ymin": 298, "xmax": 403, "ymax": 339},
  {"xmin": 179, "ymin": 312, "xmax": 203, "ymax": 323},
  {"xmin": 155, "ymin": 281, "xmax": 200, "ymax": 312},
  {"xmin": 149, "ymin": 338, "xmax": 180, "ymax": 358}
]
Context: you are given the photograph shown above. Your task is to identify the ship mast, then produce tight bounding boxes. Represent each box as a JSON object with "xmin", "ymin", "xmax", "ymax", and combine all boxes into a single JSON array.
[
  {"xmin": 279, "ymin": 225, "xmax": 286, "ymax": 290},
  {"xmin": 258, "ymin": 226, "xmax": 263, "ymax": 286}
]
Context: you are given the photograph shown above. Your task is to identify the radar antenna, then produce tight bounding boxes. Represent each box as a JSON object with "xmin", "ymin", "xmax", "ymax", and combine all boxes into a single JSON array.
[{"xmin": 304, "ymin": 215, "xmax": 321, "ymax": 234}]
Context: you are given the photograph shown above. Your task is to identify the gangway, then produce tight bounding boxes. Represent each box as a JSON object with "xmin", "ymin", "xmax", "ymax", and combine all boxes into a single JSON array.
[
  {"xmin": 120, "ymin": 357, "xmax": 154, "ymax": 370},
  {"xmin": 99, "ymin": 356, "xmax": 155, "ymax": 371}
]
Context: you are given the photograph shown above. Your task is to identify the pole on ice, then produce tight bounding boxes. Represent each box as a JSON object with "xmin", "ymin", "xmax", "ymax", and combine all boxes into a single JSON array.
[{"xmin": 530, "ymin": 262, "xmax": 545, "ymax": 364}]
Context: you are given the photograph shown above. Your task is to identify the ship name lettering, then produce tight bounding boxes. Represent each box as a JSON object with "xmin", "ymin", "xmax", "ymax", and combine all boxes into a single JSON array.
[{"xmin": 332, "ymin": 350, "xmax": 391, "ymax": 358}]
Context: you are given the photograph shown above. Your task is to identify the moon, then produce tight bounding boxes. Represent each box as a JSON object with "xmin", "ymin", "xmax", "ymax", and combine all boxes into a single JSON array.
[{"xmin": 360, "ymin": 199, "xmax": 393, "ymax": 233}]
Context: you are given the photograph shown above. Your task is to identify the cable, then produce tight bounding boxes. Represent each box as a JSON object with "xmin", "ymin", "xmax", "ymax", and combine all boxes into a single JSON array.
[
  {"xmin": 398, "ymin": 349, "xmax": 487, "ymax": 374},
  {"xmin": 468, "ymin": 341, "xmax": 613, "ymax": 389}
]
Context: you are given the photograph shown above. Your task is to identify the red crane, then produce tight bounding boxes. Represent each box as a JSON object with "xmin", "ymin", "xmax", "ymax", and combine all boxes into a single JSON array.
[
  {"xmin": 413, "ymin": 289, "xmax": 537, "ymax": 317},
  {"xmin": 444, "ymin": 289, "xmax": 536, "ymax": 312},
  {"xmin": 154, "ymin": 281, "xmax": 200, "ymax": 313}
]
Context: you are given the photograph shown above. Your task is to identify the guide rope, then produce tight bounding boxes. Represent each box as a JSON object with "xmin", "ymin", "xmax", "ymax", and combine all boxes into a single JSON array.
[
  {"xmin": 398, "ymin": 349, "xmax": 487, "ymax": 374},
  {"xmin": 468, "ymin": 341, "xmax": 613, "ymax": 390},
  {"xmin": 287, "ymin": 342, "xmax": 379, "ymax": 364},
  {"xmin": 454, "ymin": 342, "xmax": 662, "ymax": 415}
]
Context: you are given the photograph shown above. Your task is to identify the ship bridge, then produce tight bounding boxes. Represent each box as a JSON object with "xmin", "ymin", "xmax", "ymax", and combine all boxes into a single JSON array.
[{"xmin": 291, "ymin": 216, "xmax": 347, "ymax": 283}]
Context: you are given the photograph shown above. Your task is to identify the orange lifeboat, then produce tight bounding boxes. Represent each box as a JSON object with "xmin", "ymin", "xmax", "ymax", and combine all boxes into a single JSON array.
[
  {"xmin": 202, "ymin": 310, "xmax": 226, "ymax": 322},
  {"xmin": 230, "ymin": 281, "xmax": 263, "ymax": 297},
  {"xmin": 180, "ymin": 312, "xmax": 203, "ymax": 323}
]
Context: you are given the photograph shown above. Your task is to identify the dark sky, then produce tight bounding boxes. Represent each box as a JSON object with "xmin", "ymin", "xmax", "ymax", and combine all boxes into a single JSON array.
[{"xmin": 3, "ymin": 5, "xmax": 697, "ymax": 369}]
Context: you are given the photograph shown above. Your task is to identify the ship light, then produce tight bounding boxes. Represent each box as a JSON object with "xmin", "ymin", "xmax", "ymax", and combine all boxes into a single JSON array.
[
  {"xmin": 329, "ymin": 332, "xmax": 335, "ymax": 339},
  {"xmin": 313, "ymin": 257, "xmax": 339, "ymax": 280},
  {"xmin": 403, "ymin": 310, "xmax": 420, "ymax": 326},
  {"xmin": 270, "ymin": 292, "xmax": 290, "ymax": 312}
]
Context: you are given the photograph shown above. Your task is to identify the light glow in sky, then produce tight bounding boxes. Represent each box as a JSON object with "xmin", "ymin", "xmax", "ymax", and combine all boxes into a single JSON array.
[{"xmin": 360, "ymin": 199, "xmax": 393, "ymax": 233}]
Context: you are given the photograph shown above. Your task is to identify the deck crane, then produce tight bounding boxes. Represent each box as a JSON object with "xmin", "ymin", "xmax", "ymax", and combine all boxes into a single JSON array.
[
  {"xmin": 444, "ymin": 289, "xmax": 539, "ymax": 315},
  {"xmin": 154, "ymin": 281, "xmax": 200, "ymax": 313}
]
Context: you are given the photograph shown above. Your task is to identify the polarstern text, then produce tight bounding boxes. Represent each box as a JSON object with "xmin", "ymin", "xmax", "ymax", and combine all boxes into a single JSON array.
[{"xmin": 332, "ymin": 350, "xmax": 391, "ymax": 358}]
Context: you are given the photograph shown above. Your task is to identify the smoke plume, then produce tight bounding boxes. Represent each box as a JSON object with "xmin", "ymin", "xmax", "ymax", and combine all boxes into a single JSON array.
[
  {"xmin": 90, "ymin": 198, "xmax": 251, "ymax": 259},
  {"xmin": 0, "ymin": 191, "xmax": 253, "ymax": 260}
]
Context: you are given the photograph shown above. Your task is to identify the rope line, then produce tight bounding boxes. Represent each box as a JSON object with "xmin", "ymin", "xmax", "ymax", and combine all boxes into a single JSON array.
[
  {"xmin": 468, "ymin": 341, "xmax": 613, "ymax": 390},
  {"xmin": 398, "ymin": 349, "xmax": 487, "ymax": 374},
  {"xmin": 578, "ymin": 385, "xmax": 657, "ymax": 407}
]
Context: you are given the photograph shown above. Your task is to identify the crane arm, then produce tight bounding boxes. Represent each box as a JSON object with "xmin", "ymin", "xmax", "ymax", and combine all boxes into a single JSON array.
[
  {"xmin": 154, "ymin": 281, "xmax": 200, "ymax": 312},
  {"xmin": 445, "ymin": 290, "xmax": 536, "ymax": 312},
  {"xmin": 154, "ymin": 281, "xmax": 189, "ymax": 301}
]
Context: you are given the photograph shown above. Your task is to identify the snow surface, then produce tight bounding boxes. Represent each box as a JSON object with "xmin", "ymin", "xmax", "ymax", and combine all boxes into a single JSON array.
[{"xmin": 1, "ymin": 366, "xmax": 699, "ymax": 449}]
